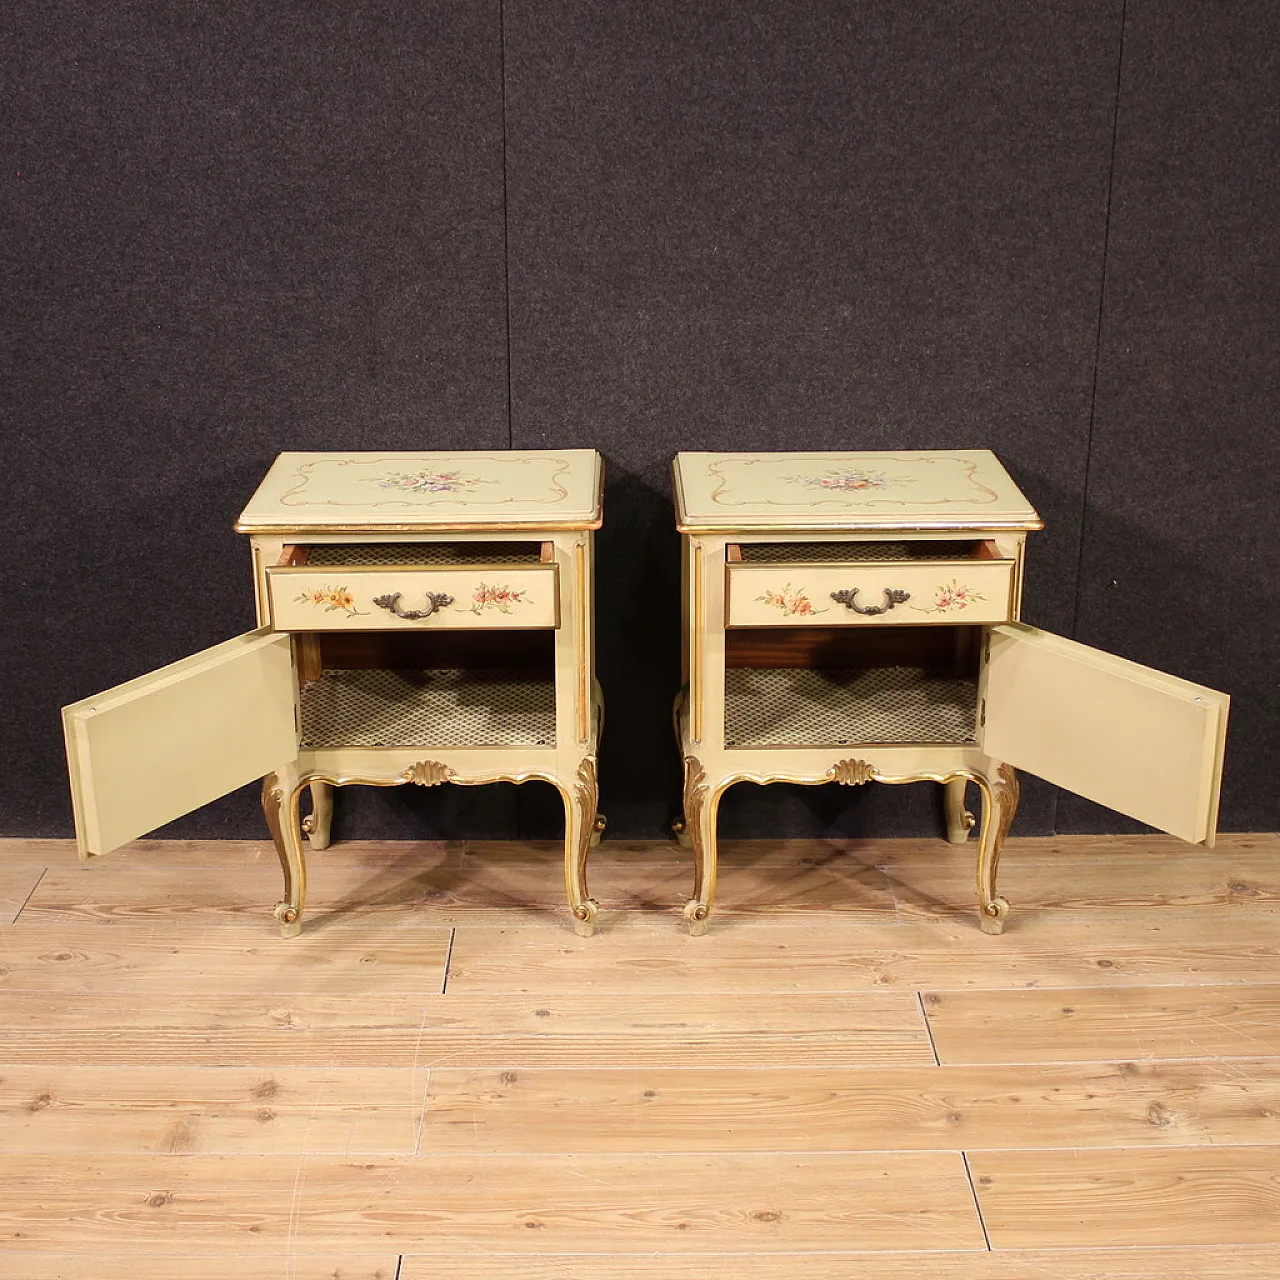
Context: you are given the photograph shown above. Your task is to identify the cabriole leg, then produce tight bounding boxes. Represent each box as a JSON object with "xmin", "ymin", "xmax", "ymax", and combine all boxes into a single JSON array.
[
  {"xmin": 974, "ymin": 762, "xmax": 1019, "ymax": 935},
  {"xmin": 303, "ymin": 781, "xmax": 334, "ymax": 851},
  {"xmin": 944, "ymin": 777, "xmax": 977, "ymax": 844},
  {"xmin": 682, "ymin": 757, "xmax": 720, "ymax": 936},
  {"xmin": 261, "ymin": 768, "xmax": 307, "ymax": 939},
  {"xmin": 562, "ymin": 757, "xmax": 600, "ymax": 937}
]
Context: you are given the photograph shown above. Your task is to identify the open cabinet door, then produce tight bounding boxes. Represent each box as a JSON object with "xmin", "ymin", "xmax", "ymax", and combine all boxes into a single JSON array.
[
  {"xmin": 63, "ymin": 629, "xmax": 296, "ymax": 857},
  {"xmin": 981, "ymin": 623, "xmax": 1229, "ymax": 845}
]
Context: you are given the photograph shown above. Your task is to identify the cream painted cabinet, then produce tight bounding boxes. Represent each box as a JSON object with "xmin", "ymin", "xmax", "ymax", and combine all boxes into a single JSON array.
[
  {"xmin": 63, "ymin": 450, "xmax": 607, "ymax": 937},
  {"xmin": 671, "ymin": 450, "xmax": 1229, "ymax": 934}
]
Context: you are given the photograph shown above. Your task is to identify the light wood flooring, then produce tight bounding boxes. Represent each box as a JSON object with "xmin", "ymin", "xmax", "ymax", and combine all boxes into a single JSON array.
[{"xmin": 2, "ymin": 830, "xmax": 1279, "ymax": 1278}]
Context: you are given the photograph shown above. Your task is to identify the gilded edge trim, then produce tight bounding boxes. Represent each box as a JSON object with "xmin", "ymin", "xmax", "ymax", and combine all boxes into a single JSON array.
[
  {"xmin": 676, "ymin": 517, "xmax": 1045, "ymax": 534},
  {"xmin": 575, "ymin": 538, "xmax": 589, "ymax": 743},
  {"xmin": 691, "ymin": 541, "xmax": 705, "ymax": 744},
  {"xmin": 251, "ymin": 543, "xmax": 268, "ymax": 627},
  {"xmin": 295, "ymin": 762, "xmax": 564, "ymax": 791},
  {"xmin": 236, "ymin": 517, "xmax": 605, "ymax": 535}
]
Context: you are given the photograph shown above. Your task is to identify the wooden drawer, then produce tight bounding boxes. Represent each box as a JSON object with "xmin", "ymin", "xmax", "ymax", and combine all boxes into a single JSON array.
[
  {"xmin": 725, "ymin": 541, "xmax": 1015, "ymax": 627},
  {"xmin": 266, "ymin": 543, "xmax": 559, "ymax": 631}
]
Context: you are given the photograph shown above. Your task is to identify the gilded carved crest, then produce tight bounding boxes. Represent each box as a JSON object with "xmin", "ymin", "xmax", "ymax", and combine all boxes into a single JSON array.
[
  {"xmin": 401, "ymin": 760, "xmax": 455, "ymax": 787},
  {"xmin": 829, "ymin": 758, "xmax": 876, "ymax": 786}
]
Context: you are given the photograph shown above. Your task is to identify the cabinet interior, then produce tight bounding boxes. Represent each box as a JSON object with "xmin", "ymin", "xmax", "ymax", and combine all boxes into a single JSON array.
[
  {"xmin": 724, "ymin": 624, "xmax": 982, "ymax": 748},
  {"xmin": 296, "ymin": 629, "xmax": 556, "ymax": 750}
]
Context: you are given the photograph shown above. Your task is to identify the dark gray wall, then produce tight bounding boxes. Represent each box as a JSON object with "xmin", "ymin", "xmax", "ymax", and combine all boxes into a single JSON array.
[{"xmin": 4, "ymin": 1, "xmax": 1276, "ymax": 844}]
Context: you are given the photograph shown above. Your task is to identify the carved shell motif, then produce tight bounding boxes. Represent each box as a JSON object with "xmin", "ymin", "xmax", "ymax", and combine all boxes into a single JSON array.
[
  {"xmin": 401, "ymin": 760, "xmax": 455, "ymax": 787},
  {"xmin": 830, "ymin": 758, "xmax": 876, "ymax": 786}
]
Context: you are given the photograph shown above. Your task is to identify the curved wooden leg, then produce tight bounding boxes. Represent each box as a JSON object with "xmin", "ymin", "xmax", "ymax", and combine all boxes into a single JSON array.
[
  {"xmin": 974, "ymin": 763, "xmax": 1019, "ymax": 935},
  {"xmin": 682, "ymin": 757, "xmax": 721, "ymax": 936},
  {"xmin": 303, "ymin": 782, "xmax": 334, "ymax": 851},
  {"xmin": 671, "ymin": 689, "xmax": 695, "ymax": 848},
  {"xmin": 944, "ymin": 778, "xmax": 977, "ymax": 845},
  {"xmin": 562, "ymin": 756, "xmax": 600, "ymax": 937},
  {"xmin": 261, "ymin": 769, "xmax": 307, "ymax": 939}
]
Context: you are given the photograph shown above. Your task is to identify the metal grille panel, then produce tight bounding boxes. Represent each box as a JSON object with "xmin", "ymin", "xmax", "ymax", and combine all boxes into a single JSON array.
[
  {"xmin": 738, "ymin": 541, "xmax": 980, "ymax": 564},
  {"xmin": 299, "ymin": 668, "xmax": 556, "ymax": 748},
  {"xmin": 725, "ymin": 666, "xmax": 978, "ymax": 747},
  {"xmin": 306, "ymin": 542, "xmax": 544, "ymax": 567}
]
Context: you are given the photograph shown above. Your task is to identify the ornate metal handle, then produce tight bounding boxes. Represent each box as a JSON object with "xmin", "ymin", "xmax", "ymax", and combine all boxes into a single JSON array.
[
  {"xmin": 830, "ymin": 586, "xmax": 911, "ymax": 615},
  {"xmin": 372, "ymin": 590, "xmax": 454, "ymax": 621}
]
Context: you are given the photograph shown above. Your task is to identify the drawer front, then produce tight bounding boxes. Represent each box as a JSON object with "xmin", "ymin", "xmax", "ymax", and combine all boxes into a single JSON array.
[
  {"xmin": 267, "ymin": 564, "xmax": 559, "ymax": 631},
  {"xmin": 726, "ymin": 559, "xmax": 1014, "ymax": 627}
]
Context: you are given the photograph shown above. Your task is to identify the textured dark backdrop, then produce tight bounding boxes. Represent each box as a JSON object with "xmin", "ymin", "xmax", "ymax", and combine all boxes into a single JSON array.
[{"xmin": 4, "ymin": 1, "xmax": 1276, "ymax": 845}]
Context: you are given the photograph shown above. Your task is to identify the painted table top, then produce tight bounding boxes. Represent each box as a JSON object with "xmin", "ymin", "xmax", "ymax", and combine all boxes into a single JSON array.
[
  {"xmin": 672, "ymin": 450, "xmax": 1042, "ymax": 533},
  {"xmin": 236, "ymin": 450, "xmax": 604, "ymax": 534}
]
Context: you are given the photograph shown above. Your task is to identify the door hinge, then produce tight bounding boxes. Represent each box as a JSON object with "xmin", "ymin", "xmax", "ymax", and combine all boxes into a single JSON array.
[{"xmin": 979, "ymin": 699, "xmax": 987, "ymax": 728}]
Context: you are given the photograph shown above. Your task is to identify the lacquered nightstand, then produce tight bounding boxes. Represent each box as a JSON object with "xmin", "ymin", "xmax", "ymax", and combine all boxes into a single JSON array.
[
  {"xmin": 671, "ymin": 450, "xmax": 1229, "ymax": 935},
  {"xmin": 63, "ymin": 450, "xmax": 607, "ymax": 936}
]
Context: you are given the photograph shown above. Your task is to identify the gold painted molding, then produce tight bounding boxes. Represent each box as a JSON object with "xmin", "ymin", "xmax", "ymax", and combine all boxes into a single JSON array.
[
  {"xmin": 691, "ymin": 543, "xmax": 705, "ymax": 743},
  {"xmin": 575, "ymin": 538, "xmax": 590, "ymax": 743}
]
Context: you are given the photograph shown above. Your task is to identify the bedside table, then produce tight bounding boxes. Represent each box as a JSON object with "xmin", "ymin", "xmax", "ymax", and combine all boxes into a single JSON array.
[
  {"xmin": 671, "ymin": 450, "xmax": 1229, "ymax": 935},
  {"xmin": 63, "ymin": 450, "xmax": 607, "ymax": 936}
]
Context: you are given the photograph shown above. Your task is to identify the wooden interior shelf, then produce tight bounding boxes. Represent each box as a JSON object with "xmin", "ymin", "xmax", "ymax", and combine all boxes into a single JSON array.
[
  {"xmin": 724, "ymin": 665, "xmax": 979, "ymax": 748},
  {"xmin": 298, "ymin": 668, "xmax": 557, "ymax": 749}
]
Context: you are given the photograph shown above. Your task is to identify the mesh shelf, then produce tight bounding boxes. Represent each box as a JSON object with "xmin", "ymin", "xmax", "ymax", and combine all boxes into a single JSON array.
[
  {"xmin": 737, "ymin": 540, "xmax": 979, "ymax": 563},
  {"xmin": 305, "ymin": 542, "xmax": 544, "ymax": 567},
  {"xmin": 299, "ymin": 668, "xmax": 556, "ymax": 749},
  {"xmin": 725, "ymin": 666, "xmax": 978, "ymax": 747}
]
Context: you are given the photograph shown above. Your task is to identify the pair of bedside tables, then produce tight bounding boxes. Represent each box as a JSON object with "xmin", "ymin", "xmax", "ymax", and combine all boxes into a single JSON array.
[{"xmin": 63, "ymin": 449, "xmax": 1229, "ymax": 938}]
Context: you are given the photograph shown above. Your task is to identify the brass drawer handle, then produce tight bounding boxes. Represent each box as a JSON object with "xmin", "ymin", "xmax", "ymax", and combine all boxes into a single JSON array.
[
  {"xmin": 830, "ymin": 587, "xmax": 911, "ymax": 615},
  {"xmin": 372, "ymin": 590, "xmax": 454, "ymax": 621}
]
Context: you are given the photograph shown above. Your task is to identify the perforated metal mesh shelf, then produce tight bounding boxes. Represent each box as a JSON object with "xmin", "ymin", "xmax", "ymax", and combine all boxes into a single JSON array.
[
  {"xmin": 736, "ymin": 540, "xmax": 980, "ymax": 564},
  {"xmin": 305, "ymin": 542, "xmax": 544, "ymax": 567},
  {"xmin": 299, "ymin": 668, "xmax": 556, "ymax": 748},
  {"xmin": 725, "ymin": 666, "xmax": 978, "ymax": 747}
]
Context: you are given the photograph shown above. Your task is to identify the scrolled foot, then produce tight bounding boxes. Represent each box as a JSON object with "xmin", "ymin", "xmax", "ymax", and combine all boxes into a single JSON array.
[
  {"xmin": 948, "ymin": 809, "xmax": 977, "ymax": 845},
  {"xmin": 683, "ymin": 898, "xmax": 709, "ymax": 937},
  {"xmin": 672, "ymin": 816, "xmax": 693, "ymax": 850},
  {"xmin": 573, "ymin": 898, "xmax": 600, "ymax": 938},
  {"xmin": 273, "ymin": 901, "xmax": 302, "ymax": 939},
  {"xmin": 590, "ymin": 813, "xmax": 607, "ymax": 849},
  {"xmin": 979, "ymin": 896, "xmax": 1010, "ymax": 936}
]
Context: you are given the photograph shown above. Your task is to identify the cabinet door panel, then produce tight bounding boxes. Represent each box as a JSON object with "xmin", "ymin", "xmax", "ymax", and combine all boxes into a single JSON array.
[
  {"xmin": 982, "ymin": 623, "xmax": 1228, "ymax": 844},
  {"xmin": 63, "ymin": 630, "xmax": 296, "ymax": 856}
]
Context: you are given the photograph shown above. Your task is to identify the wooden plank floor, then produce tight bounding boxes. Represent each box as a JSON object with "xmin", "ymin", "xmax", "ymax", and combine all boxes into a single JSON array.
[{"xmin": 1, "ymin": 832, "xmax": 1279, "ymax": 1279}]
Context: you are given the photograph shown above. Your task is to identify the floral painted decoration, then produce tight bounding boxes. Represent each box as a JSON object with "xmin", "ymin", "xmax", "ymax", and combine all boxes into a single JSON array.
[
  {"xmin": 755, "ymin": 584, "xmax": 826, "ymax": 617},
  {"xmin": 371, "ymin": 469, "xmax": 492, "ymax": 495},
  {"xmin": 912, "ymin": 580, "xmax": 986, "ymax": 614},
  {"xmin": 467, "ymin": 583, "xmax": 531, "ymax": 615},
  {"xmin": 786, "ymin": 468, "xmax": 899, "ymax": 493},
  {"xmin": 295, "ymin": 585, "xmax": 367, "ymax": 617}
]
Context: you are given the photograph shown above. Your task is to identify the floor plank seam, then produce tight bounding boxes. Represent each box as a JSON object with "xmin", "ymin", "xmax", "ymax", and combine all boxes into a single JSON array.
[
  {"xmin": 440, "ymin": 925, "xmax": 457, "ymax": 994},
  {"xmin": 9, "ymin": 866, "xmax": 48, "ymax": 924},
  {"xmin": 916, "ymin": 991, "xmax": 941, "ymax": 1065},
  {"xmin": 961, "ymin": 1151, "xmax": 992, "ymax": 1251}
]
